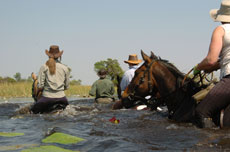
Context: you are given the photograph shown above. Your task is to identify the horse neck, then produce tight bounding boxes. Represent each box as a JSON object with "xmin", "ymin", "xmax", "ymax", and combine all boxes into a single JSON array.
[
  {"xmin": 151, "ymin": 61, "xmax": 197, "ymax": 122},
  {"xmin": 151, "ymin": 61, "xmax": 178, "ymax": 97}
]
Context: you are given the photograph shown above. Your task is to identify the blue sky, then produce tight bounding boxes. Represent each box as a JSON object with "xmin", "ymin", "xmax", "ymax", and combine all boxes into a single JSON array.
[{"xmin": 0, "ymin": 1, "xmax": 221, "ymax": 85}]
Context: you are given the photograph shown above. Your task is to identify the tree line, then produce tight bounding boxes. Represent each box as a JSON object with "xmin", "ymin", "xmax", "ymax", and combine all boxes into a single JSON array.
[
  {"xmin": 0, "ymin": 72, "xmax": 82, "ymax": 85},
  {"xmin": 93, "ymin": 58, "xmax": 124, "ymax": 86},
  {"xmin": 0, "ymin": 58, "xmax": 124, "ymax": 85}
]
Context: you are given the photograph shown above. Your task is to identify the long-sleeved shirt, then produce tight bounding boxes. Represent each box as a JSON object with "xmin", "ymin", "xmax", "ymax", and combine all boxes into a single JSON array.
[
  {"xmin": 37, "ymin": 61, "xmax": 70, "ymax": 98},
  {"xmin": 89, "ymin": 78, "xmax": 115, "ymax": 99},
  {"xmin": 120, "ymin": 65, "xmax": 139, "ymax": 91}
]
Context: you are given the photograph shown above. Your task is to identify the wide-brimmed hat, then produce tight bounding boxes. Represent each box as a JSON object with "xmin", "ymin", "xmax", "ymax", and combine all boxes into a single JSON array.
[
  {"xmin": 210, "ymin": 0, "xmax": 230, "ymax": 22},
  {"xmin": 98, "ymin": 69, "xmax": 108, "ymax": 78},
  {"xmin": 45, "ymin": 45, "xmax": 63, "ymax": 59},
  {"xmin": 124, "ymin": 54, "xmax": 142, "ymax": 64}
]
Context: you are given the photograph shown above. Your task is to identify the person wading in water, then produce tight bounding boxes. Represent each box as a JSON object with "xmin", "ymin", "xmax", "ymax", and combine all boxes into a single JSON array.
[{"xmin": 31, "ymin": 45, "xmax": 70, "ymax": 114}]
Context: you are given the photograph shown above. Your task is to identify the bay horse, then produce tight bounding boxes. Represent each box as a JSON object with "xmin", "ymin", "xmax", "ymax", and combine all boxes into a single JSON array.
[{"xmin": 116, "ymin": 50, "xmax": 230, "ymax": 128}]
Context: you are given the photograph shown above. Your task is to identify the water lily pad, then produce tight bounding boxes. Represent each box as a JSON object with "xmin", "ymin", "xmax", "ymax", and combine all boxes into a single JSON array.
[
  {"xmin": 0, "ymin": 144, "xmax": 38, "ymax": 151},
  {"xmin": 21, "ymin": 145, "xmax": 79, "ymax": 152},
  {"xmin": 0, "ymin": 132, "xmax": 24, "ymax": 137},
  {"xmin": 42, "ymin": 132, "xmax": 85, "ymax": 145}
]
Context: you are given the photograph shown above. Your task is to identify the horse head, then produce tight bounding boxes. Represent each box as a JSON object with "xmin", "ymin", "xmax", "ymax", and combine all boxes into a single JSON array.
[{"xmin": 121, "ymin": 50, "xmax": 165, "ymax": 109}]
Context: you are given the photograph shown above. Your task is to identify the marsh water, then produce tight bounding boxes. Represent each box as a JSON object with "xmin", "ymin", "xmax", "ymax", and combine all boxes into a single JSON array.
[{"xmin": 0, "ymin": 97, "xmax": 230, "ymax": 152}]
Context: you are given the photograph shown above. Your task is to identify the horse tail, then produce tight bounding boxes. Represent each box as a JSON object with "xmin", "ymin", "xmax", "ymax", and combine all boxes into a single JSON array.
[{"xmin": 46, "ymin": 58, "xmax": 56, "ymax": 75}]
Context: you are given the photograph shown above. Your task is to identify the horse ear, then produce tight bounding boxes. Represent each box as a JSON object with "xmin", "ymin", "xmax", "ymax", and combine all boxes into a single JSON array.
[
  {"xmin": 141, "ymin": 50, "xmax": 151, "ymax": 63},
  {"xmin": 150, "ymin": 51, "xmax": 158, "ymax": 60}
]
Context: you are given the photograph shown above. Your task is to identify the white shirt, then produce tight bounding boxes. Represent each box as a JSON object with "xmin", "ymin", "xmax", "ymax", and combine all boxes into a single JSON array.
[{"xmin": 120, "ymin": 65, "xmax": 139, "ymax": 91}]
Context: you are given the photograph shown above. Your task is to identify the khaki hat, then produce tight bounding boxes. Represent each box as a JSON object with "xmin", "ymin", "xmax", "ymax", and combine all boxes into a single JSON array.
[
  {"xmin": 45, "ymin": 45, "xmax": 63, "ymax": 59},
  {"xmin": 124, "ymin": 54, "xmax": 142, "ymax": 64},
  {"xmin": 210, "ymin": 0, "xmax": 230, "ymax": 22}
]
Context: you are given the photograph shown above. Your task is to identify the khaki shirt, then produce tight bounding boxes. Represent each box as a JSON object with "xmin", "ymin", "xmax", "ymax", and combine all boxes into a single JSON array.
[{"xmin": 38, "ymin": 61, "xmax": 70, "ymax": 98}]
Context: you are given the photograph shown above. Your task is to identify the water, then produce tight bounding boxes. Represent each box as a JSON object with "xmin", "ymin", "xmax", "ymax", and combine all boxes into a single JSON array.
[{"xmin": 0, "ymin": 98, "xmax": 230, "ymax": 152}]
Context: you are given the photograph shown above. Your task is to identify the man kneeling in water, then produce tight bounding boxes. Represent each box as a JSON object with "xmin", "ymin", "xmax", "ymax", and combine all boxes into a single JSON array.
[{"xmin": 31, "ymin": 45, "xmax": 70, "ymax": 114}]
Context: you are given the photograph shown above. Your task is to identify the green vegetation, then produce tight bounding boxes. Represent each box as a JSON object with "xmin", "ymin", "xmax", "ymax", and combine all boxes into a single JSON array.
[
  {"xmin": 0, "ymin": 132, "xmax": 24, "ymax": 137},
  {"xmin": 0, "ymin": 82, "xmax": 32, "ymax": 98},
  {"xmin": 21, "ymin": 133, "xmax": 84, "ymax": 152},
  {"xmin": 0, "ymin": 81, "xmax": 91, "ymax": 99},
  {"xmin": 65, "ymin": 84, "xmax": 91, "ymax": 97},
  {"xmin": 21, "ymin": 145, "xmax": 79, "ymax": 152},
  {"xmin": 0, "ymin": 72, "xmax": 92, "ymax": 99},
  {"xmin": 0, "ymin": 66, "xmax": 122, "ymax": 99},
  {"xmin": 42, "ymin": 132, "xmax": 85, "ymax": 145},
  {"xmin": 94, "ymin": 58, "xmax": 124, "ymax": 85}
]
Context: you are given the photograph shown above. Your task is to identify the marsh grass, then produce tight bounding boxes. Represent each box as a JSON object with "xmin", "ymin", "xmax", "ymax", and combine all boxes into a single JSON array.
[
  {"xmin": 0, "ymin": 82, "xmax": 91, "ymax": 99},
  {"xmin": 65, "ymin": 85, "xmax": 91, "ymax": 97}
]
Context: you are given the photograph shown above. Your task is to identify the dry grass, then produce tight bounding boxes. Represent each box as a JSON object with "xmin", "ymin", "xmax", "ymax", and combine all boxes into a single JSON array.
[
  {"xmin": 0, "ymin": 82, "xmax": 91, "ymax": 99},
  {"xmin": 65, "ymin": 85, "xmax": 91, "ymax": 97}
]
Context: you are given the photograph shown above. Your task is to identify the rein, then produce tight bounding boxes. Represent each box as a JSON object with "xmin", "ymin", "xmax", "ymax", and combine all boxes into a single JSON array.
[
  {"xmin": 127, "ymin": 60, "xmax": 157, "ymax": 105},
  {"xmin": 127, "ymin": 59, "xmax": 197, "ymax": 110},
  {"xmin": 126, "ymin": 58, "xmax": 211, "ymax": 110}
]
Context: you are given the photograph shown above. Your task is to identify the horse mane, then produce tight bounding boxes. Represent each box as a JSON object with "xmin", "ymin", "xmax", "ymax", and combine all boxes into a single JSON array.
[{"xmin": 157, "ymin": 57, "xmax": 185, "ymax": 79}]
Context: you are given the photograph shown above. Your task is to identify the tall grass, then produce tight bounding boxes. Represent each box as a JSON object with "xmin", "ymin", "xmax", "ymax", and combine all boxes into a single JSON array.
[
  {"xmin": 0, "ymin": 82, "xmax": 32, "ymax": 98},
  {"xmin": 65, "ymin": 85, "xmax": 91, "ymax": 97},
  {"xmin": 0, "ymin": 82, "xmax": 91, "ymax": 99}
]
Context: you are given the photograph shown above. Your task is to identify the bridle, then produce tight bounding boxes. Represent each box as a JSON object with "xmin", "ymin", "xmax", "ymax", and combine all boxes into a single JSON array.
[
  {"xmin": 125, "ymin": 59, "xmax": 195, "ymax": 110},
  {"xmin": 126, "ymin": 59, "xmax": 159, "ymax": 107}
]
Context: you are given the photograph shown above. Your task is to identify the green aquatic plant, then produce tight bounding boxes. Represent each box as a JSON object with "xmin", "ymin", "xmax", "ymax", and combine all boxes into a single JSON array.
[
  {"xmin": 0, "ymin": 132, "xmax": 24, "ymax": 137},
  {"xmin": 21, "ymin": 145, "xmax": 79, "ymax": 152},
  {"xmin": 0, "ymin": 144, "xmax": 38, "ymax": 151},
  {"xmin": 42, "ymin": 132, "xmax": 85, "ymax": 145}
]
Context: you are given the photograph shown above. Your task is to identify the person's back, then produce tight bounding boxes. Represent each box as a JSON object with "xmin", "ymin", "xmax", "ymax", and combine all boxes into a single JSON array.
[
  {"xmin": 120, "ymin": 54, "xmax": 142, "ymax": 92},
  {"xmin": 219, "ymin": 24, "xmax": 230, "ymax": 78},
  {"xmin": 39, "ymin": 62, "xmax": 69, "ymax": 98},
  {"xmin": 92, "ymin": 78, "xmax": 114, "ymax": 98},
  {"xmin": 89, "ymin": 69, "xmax": 115, "ymax": 103},
  {"xmin": 31, "ymin": 45, "xmax": 70, "ymax": 114}
]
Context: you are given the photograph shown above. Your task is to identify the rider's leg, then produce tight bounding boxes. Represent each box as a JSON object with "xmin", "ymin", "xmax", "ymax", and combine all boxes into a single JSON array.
[{"xmin": 195, "ymin": 77, "xmax": 230, "ymax": 128}]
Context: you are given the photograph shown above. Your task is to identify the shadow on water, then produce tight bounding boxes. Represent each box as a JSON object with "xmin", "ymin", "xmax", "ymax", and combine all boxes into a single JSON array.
[{"xmin": 0, "ymin": 98, "xmax": 230, "ymax": 151}]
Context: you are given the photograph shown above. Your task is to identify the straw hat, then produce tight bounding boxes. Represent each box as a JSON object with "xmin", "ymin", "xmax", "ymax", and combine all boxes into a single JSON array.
[
  {"xmin": 124, "ymin": 54, "xmax": 142, "ymax": 65},
  {"xmin": 210, "ymin": 0, "xmax": 230, "ymax": 22},
  {"xmin": 45, "ymin": 45, "xmax": 63, "ymax": 59}
]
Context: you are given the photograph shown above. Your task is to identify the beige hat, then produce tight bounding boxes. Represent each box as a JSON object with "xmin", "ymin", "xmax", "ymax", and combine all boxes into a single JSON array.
[
  {"xmin": 210, "ymin": 0, "xmax": 230, "ymax": 22},
  {"xmin": 124, "ymin": 54, "xmax": 142, "ymax": 64}
]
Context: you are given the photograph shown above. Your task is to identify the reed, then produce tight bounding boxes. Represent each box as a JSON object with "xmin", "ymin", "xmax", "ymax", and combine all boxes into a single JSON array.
[
  {"xmin": 65, "ymin": 85, "xmax": 91, "ymax": 97},
  {"xmin": 0, "ymin": 82, "xmax": 91, "ymax": 99}
]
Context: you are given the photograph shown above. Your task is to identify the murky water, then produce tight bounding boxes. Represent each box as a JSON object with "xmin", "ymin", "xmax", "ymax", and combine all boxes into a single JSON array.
[{"xmin": 0, "ymin": 98, "xmax": 230, "ymax": 152}]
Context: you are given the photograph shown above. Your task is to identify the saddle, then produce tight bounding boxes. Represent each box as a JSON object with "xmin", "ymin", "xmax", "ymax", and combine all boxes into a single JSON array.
[{"xmin": 192, "ymin": 78, "xmax": 218, "ymax": 103}]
